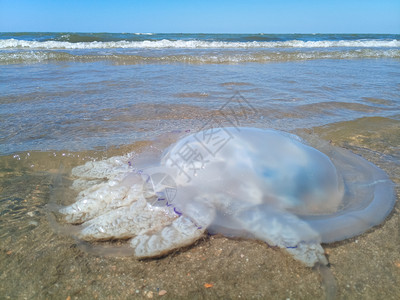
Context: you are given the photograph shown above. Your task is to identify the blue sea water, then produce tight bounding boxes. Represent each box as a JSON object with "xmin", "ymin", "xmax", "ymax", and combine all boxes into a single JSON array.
[{"xmin": 1, "ymin": 33, "xmax": 399, "ymax": 154}]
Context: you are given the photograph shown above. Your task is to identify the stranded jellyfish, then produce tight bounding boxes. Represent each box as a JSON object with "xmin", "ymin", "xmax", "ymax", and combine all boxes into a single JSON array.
[{"xmin": 55, "ymin": 127, "xmax": 395, "ymax": 267}]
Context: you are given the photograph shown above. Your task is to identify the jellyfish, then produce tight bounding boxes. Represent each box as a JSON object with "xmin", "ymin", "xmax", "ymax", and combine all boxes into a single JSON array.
[{"xmin": 56, "ymin": 127, "xmax": 395, "ymax": 268}]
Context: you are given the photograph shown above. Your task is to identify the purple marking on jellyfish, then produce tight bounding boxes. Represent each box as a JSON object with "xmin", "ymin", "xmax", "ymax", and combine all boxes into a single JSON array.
[
  {"xmin": 286, "ymin": 245, "xmax": 298, "ymax": 249},
  {"xmin": 128, "ymin": 161, "xmax": 132, "ymax": 167},
  {"xmin": 173, "ymin": 207, "xmax": 182, "ymax": 216},
  {"xmin": 144, "ymin": 174, "xmax": 150, "ymax": 183},
  {"xmin": 192, "ymin": 221, "xmax": 202, "ymax": 230},
  {"xmin": 185, "ymin": 129, "xmax": 191, "ymax": 133},
  {"xmin": 157, "ymin": 197, "xmax": 166, "ymax": 201},
  {"xmin": 166, "ymin": 202, "xmax": 172, "ymax": 207}
]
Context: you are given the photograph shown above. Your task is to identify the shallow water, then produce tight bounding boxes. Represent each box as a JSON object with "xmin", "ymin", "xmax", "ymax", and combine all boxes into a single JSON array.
[{"xmin": 1, "ymin": 33, "xmax": 399, "ymax": 299}]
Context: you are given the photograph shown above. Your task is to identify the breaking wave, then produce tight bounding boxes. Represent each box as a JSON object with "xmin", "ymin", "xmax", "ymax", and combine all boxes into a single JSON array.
[
  {"xmin": 1, "ymin": 49, "xmax": 399, "ymax": 65},
  {"xmin": 1, "ymin": 39, "xmax": 399, "ymax": 50}
]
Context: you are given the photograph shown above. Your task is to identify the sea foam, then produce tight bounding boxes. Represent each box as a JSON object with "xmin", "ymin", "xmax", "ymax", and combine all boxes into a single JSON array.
[
  {"xmin": 1, "ymin": 49, "xmax": 399, "ymax": 65},
  {"xmin": 1, "ymin": 39, "xmax": 399, "ymax": 50}
]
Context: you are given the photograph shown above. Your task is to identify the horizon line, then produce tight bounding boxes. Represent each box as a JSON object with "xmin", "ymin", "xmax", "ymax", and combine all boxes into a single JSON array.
[{"xmin": 1, "ymin": 31, "xmax": 399, "ymax": 35}]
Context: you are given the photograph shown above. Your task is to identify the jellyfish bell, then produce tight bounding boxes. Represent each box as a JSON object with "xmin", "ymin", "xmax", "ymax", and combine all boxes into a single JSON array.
[
  {"xmin": 302, "ymin": 143, "xmax": 396, "ymax": 243},
  {"xmin": 55, "ymin": 127, "xmax": 395, "ymax": 268},
  {"xmin": 165, "ymin": 128, "xmax": 345, "ymax": 215}
]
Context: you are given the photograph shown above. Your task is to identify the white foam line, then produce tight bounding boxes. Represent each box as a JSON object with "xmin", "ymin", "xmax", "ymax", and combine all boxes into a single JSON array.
[{"xmin": 1, "ymin": 39, "xmax": 399, "ymax": 50}]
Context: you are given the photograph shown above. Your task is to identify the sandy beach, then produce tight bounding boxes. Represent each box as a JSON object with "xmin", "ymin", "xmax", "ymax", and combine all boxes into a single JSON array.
[{"xmin": 1, "ymin": 115, "xmax": 399, "ymax": 299}]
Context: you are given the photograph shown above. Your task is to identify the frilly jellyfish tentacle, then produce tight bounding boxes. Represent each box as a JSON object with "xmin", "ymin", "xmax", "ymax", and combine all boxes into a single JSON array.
[
  {"xmin": 129, "ymin": 193, "xmax": 216, "ymax": 258},
  {"xmin": 131, "ymin": 216, "xmax": 207, "ymax": 258},
  {"xmin": 59, "ymin": 172, "xmax": 144, "ymax": 223},
  {"xmin": 128, "ymin": 195, "xmax": 216, "ymax": 258},
  {"xmin": 78, "ymin": 196, "xmax": 177, "ymax": 241}
]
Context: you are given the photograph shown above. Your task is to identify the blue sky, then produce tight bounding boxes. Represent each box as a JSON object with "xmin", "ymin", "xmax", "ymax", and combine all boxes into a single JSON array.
[{"xmin": 0, "ymin": 0, "xmax": 399, "ymax": 33}]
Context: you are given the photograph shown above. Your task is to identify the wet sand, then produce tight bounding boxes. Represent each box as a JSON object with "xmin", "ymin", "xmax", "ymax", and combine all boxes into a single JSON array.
[{"xmin": 1, "ymin": 117, "xmax": 399, "ymax": 299}]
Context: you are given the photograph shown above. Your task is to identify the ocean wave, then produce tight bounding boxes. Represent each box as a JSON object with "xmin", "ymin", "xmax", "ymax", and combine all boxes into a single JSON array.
[
  {"xmin": 0, "ymin": 38, "xmax": 399, "ymax": 49},
  {"xmin": 1, "ymin": 49, "xmax": 399, "ymax": 65}
]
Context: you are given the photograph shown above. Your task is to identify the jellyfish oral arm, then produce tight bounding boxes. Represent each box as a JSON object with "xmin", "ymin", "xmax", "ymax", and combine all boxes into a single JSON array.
[
  {"xmin": 129, "ymin": 200, "xmax": 217, "ymax": 258},
  {"xmin": 235, "ymin": 205, "xmax": 328, "ymax": 267},
  {"xmin": 131, "ymin": 215, "xmax": 207, "ymax": 258}
]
